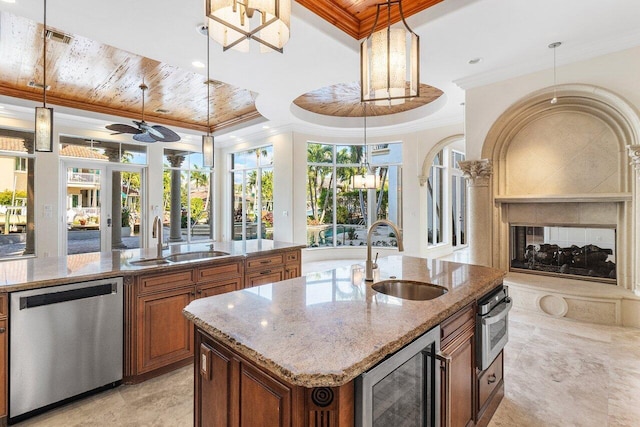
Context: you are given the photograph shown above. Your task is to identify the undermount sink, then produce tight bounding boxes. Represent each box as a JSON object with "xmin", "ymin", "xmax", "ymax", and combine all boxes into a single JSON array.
[
  {"xmin": 129, "ymin": 258, "xmax": 172, "ymax": 266},
  {"xmin": 372, "ymin": 280, "xmax": 447, "ymax": 301},
  {"xmin": 163, "ymin": 250, "xmax": 230, "ymax": 263}
]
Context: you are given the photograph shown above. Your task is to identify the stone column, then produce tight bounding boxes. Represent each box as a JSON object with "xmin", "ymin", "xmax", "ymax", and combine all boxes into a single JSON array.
[
  {"xmin": 104, "ymin": 148, "xmax": 126, "ymax": 249},
  {"xmin": 459, "ymin": 159, "xmax": 493, "ymax": 267},
  {"xmin": 628, "ymin": 145, "xmax": 640, "ymax": 295},
  {"xmin": 167, "ymin": 154, "xmax": 185, "ymax": 243},
  {"xmin": 23, "ymin": 139, "xmax": 35, "ymax": 255}
]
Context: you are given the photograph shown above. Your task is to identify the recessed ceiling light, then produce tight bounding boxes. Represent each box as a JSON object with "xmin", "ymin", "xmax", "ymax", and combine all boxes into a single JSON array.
[
  {"xmin": 262, "ymin": 125, "xmax": 270, "ymax": 129},
  {"xmin": 1, "ymin": 0, "xmax": 16, "ymax": 4},
  {"xmin": 154, "ymin": 108, "xmax": 170, "ymax": 114},
  {"xmin": 0, "ymin": 106, "xmax": 5, "ymax": 109},
  {"xmin": 230, "ymin": 135, "xmax": 237, "ymax": 139},
  {"xmin": 192, "ymin": 61, "xmax": 205, "ymax": 68},
  {"xmin": 468, "ymin": 57, "xmax": 483, "ymax": 65}
]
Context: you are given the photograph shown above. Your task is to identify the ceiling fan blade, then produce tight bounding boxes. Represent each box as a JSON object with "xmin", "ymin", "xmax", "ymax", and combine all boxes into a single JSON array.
[
  {"xmin": 132, "ymin": 132, "xmax": 156, "ymax": 143},
  {"xmin": 106, "ymin": 123, "xmax": 143, "ymax": 134},
  {"xmin": 150, "ymin": 125, "xmax": 181, "ymax": 142}
]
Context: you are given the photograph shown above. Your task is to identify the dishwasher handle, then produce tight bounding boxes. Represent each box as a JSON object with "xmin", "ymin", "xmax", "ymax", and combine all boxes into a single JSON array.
[{"xmin": 19, "ymin": 282, "xmax": 118, "ymax": 310}]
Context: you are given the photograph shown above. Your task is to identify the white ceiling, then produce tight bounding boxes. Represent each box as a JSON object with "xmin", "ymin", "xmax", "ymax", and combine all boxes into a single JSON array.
[{"xmin": 1, "ymin": 0, "xmax": 640, "ymax": 145}]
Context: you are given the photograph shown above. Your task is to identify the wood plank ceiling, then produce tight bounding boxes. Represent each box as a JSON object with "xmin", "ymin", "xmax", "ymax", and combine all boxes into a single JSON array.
[
  {"xmin": 0, "ymin": 1, "xmax": 445, "ymax": 133},
  {"xmin": 0, "ymin": 12, "xmax": 260, "ymax": 134}
]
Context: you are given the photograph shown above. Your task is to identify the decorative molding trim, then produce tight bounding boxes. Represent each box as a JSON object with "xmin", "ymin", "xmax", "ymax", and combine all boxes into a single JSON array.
[
  {"xmin": 628, "ymin": 144, "xmax": 640, "ymax": 174},
  {"xmin": 459, "ymin": 159, "xmax": 492, "ymax": 186},
  {"xmin": 494, "ymin": 193, "xmax": 633, "ymax": 204}
]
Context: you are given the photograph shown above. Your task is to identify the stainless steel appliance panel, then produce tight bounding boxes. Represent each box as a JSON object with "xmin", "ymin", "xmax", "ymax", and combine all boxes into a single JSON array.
[
  {"xmin": 477, "ymin": 285, "xmax": 512, "ymax": 370},
  {"xmin": 10, "ymin": 277, "xmax": 123, "ymax": 419},
  {"xmin": 356, "ymin": 325, "xmax": 441, "ymax": 427}
]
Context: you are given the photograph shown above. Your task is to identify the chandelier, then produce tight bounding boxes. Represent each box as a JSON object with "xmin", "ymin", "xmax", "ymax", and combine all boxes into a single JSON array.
[
  {"xmin": 206, "ymin": 0, "xmax": 291, "ymax": 53},
  {"xmin": 360, "ymin": 0, "xmax": 419, "ymax": 106}
]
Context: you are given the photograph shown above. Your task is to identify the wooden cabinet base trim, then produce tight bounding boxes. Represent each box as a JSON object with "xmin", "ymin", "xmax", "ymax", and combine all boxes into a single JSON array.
[
  {"xmin": 475, "ymin": 383, "xmax": 503, "ymax": 427},
  {"xmin": 123, "ymin": 357, "xmax": 193, "ymax": 385}
]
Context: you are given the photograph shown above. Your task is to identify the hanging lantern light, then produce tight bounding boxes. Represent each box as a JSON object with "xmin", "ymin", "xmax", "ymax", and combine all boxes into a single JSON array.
[
  {"xmin": 206, "ymin": 0, "xmax": 291, "ymax": 53},
  {"xmin": 202, "ymin": 27, "xmax": 214, "ymax": 168},
  {"xmin": 353, "ymin": 103, "xmax": 378, "ymax": 190},
  {"xmin": 361, "ymin": 0, "xmax": 419, "ymax": 106}
]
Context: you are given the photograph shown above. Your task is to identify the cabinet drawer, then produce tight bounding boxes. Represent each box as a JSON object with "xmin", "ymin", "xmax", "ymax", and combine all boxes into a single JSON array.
[
  {"xmin": 197, "ymin": 262, "xmax": 242, "ymax": 283},
  {"xmin": 0, "ymin": 293, "xmax": 6, "ymax": 319},
  {"xmin": 285, "ymin": 250, "xmax": 300, "ymax": 263},
  {"xmin": 197, "ymin": 278, "xmax": 241, "ymax": 298},
  {"xmin": 478, "ymin": 351, "xmax": 503, "ymax": 410},
  {"xmin": 246, "ymin": 254, "xmax": 284, "ymax": 271},
  {"xmin": 245, "ymin": 267, "xmax": 285, "ymax": 288},
  {"xmin": 138, "ymin": 269, "xmax": 195, "ymax": 294},
  {"xmin": 441, "ymin": 303, "xmax": 474, "ymax": 348}
]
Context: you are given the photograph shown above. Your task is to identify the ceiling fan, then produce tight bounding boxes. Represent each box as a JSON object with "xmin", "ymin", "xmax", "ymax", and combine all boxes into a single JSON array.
[{"xmin": 106, "ymin": 83, "xmax": 181, "ymax": 143}]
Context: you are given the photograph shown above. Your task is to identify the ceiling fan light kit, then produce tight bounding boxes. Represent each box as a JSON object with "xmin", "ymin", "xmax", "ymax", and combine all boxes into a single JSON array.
[
  {"xmin": 106, "ymin": 83, "xmax": 181, "ymax": 143},
  {"xmin": 361, "ymin": 0, "xmax": 419, "ymax": 106},
  {"xmin": 206, "ymin": 0, "xmax": 291, "ymax": 53}
]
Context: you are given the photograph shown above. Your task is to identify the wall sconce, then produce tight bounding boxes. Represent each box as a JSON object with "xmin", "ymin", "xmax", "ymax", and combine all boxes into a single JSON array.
[
  {"xmin": 35, "ymin": 0, "xmax": 53, "ymax": 152},
  {"xmin": 202, "ymin": 27, "xmax": 215, "ymax": 168},
  {"xmin": 361, "ymin": 0, "xmax": 419, "ymax": 106},
  {"xmin": 206, "ymin": 0, "xmax": 291, "ymax": 53}
]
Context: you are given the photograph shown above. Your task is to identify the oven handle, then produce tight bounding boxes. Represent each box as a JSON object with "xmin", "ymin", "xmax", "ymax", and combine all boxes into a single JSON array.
[{"xmin": 480, "ymin": 298, "xmax": 513, "ymax": 326}]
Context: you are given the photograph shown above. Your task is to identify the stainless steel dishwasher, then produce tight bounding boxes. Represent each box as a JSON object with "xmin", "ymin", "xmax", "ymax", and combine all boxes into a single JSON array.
[{"xmin": 9, "ymin": 277, "xmax": 123, "ymax": 421}]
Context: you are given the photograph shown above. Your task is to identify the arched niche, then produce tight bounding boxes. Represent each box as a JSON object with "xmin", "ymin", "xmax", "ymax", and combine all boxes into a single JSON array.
[{"xmin": 480, "ymin": 84, "xmax": 640, "ymax": 291}]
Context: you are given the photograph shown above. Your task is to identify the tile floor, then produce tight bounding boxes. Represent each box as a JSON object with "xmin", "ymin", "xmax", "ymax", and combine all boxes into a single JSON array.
[{"xmin": 12, "ymin": 256, "xmax": 640, "ymax": 426}]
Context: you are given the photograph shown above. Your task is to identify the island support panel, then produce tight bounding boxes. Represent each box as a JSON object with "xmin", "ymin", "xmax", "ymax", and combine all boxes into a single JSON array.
[{"xmin": 195, "ymin": 328, "xmax": 354, "ymax": 427}]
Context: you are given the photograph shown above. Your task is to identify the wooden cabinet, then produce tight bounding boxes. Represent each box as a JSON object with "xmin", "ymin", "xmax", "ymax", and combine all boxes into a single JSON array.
[
  {"xmin": 244, "ymin": 250, "xmax": 301, "ymax": 288},
  {"xmin": 440, "ymin": 303, "xmax": 476, "ymax": 427},
  {"xmin": 196, "ymin": 331, "xmax": 293, "ymax": 427},
  {"xmin": 476, "ymin": 351, "xmax": 504, "ymax": 427},
  {"xmin": 0, "ymin": 293, "xmax": 6, "ymax": 424},
  {"xmin": 127, "ymin": 259, "xmax": 243, "ymax": 382},
  {"xmin": 284, "ymin": 250, "xmax": 301, "ymax": 280},
  {"xmin": 195, "ymin": 328, "xmax": 353, "ymax": 427},
  {"xmin": 137, "ymin": 287, "xmax": 195, "ymax": 374}
]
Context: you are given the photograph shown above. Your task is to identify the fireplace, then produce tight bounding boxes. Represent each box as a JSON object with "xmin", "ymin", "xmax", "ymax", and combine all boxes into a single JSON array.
[{"xmin": 510, "ymin": 225, "xmax": 616, "ymax": 284}]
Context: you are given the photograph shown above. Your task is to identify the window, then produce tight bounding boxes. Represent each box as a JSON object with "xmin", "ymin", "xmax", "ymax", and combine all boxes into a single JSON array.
[
  {"xmin": 230, "ymin": 146, "xmax": 273, "ymax": 240},
  {"xmin": 0, "ymin": 133, "xmax": 34, "ymax": 260},
  {"xmin": 163, "ymin": 149, "xmax": 213, "ymax": 244},
  {"xmin": 306, "ymin": 142, "xmax": 402, "ymax": 248},
  {"xmin": 427, "ymin": 146, "xmax": 467, "ymax": 248}
]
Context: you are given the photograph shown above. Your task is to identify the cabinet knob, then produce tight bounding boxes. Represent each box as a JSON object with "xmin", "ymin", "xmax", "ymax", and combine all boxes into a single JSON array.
[
  {"xmin": 487, "ymin": 373, "xmax": 497, "ymax": 384},
  {"xmin": 191, "ymin": 291, "xmax": 196, "ymax": 296},
  {"xmin": 197, "ymin": 289, "xmax": 202, "ymax": 294},
  {"xmin": 0, "ymin": 327, "xmax": 5, "ymax": 333}
]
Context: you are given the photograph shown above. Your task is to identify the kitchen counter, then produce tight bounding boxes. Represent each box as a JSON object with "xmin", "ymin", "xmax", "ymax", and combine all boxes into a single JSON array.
[
  {"xmin": 0, "ymin": 240, "xmax": 304, "ymax": 292},
  {"xmin": 183, "ymin": 255, "xmax": 505, "ymax": 388}
]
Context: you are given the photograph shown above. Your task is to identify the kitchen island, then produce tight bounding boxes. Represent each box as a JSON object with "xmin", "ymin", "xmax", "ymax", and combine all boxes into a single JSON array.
[{"xmin": 183, "ymin": 255, "xmax": 506, "ymax": 427}]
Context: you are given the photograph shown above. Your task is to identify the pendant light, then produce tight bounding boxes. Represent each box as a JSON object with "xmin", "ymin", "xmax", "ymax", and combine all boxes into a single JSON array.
[
  {"xmin": 353, "ymin": 103, "xmax": 377, "ymax": 190},
  {"xmin": 206, "ymin": 0, "xmax": 291, "ymax": 53},
  {"xmin": 35, "ymin": 0, "xmax": 53, "ymax": 152},
  {"xmin": 549, "ymin": 41, "xmax": 561, "ymax": 104},
  {"xmin": 361, "ymin": 0, "xmax": 419, "ymax": 106},
  {"xmin": 202, "ymin": 28, "xmax": 214, "ymax": 168}
]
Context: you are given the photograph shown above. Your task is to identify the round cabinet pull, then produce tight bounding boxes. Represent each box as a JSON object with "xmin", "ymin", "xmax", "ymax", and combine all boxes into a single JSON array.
[
  {"xmin": 0, "ymin": 327, "xmax": 5, "ymax": 333},
  {"xmin": 191, "ymin": 291, "xmax": 196, "ymax": 296},
  {"xmin": 487, "ymin": 373, "xmax": 497, "ymax": 384}
]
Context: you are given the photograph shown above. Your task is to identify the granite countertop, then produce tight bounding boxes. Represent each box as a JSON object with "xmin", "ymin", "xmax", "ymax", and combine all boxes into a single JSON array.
[
  {"xmin": 183, "ymin": 255, "xmax": 506, "ymax": 388},
  {"xmin": 0, "ymin": 240, "xmax": 304, "ymax": 292}
]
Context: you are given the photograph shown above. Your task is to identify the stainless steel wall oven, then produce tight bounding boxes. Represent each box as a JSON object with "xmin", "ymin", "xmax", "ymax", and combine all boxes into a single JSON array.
[{"xmin": 476, "ymin": 285, "xmax": 512, "ymax": 370}]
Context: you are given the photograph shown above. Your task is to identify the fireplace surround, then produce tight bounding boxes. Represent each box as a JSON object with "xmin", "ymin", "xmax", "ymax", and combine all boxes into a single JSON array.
[{"xmin": 465, "ymin": 84, "xmax": 640, "ymax": 326}]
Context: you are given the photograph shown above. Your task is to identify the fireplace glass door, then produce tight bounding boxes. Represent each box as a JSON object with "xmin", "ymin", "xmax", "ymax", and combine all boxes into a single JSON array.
[{"xmin": 510, "ymin": 225, "xmax": 616, "ymax": 283}]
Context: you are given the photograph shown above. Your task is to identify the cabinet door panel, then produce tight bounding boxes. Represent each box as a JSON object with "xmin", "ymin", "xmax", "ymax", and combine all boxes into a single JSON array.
[
  {"xmin": 448, "ymin": 335, "xmax": 474, "ymax": 427},
  {"xmin": 198, "ymin": 342, "xmax": 233, "ymax": 427},
  {"xmin": 240, "ymin": 363, "xmax": 291, "ymax": 427},
  {"xmin": 138, "ymin": 288, "xmax": 194, "ymax": 373}
]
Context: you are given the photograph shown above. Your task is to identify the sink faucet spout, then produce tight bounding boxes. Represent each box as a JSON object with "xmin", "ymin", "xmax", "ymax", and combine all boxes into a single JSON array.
[
  {"xmin": 152, "ymin": 216, "xmax": 164, "ymax": 258},
  {"xmin": 365, "ymin": 219, "xmax": 404, "ymax": 281}
]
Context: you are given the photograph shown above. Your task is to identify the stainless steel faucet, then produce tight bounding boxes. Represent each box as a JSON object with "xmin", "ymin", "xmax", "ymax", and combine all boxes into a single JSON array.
[
  {"xmin": 365, "ymin": 219, "xmax": 404, "ymax": 281},
  {"xmin": 152, "ymin": 216, "xmax": 165, "ymax": 258}
]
